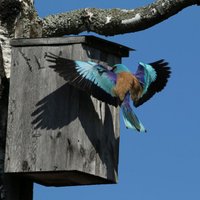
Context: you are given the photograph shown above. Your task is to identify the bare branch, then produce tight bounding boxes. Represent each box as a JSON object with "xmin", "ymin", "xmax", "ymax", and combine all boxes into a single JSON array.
[{"xmin": 42, "ymin": 0, "xmax": 200, "ymax": 37}]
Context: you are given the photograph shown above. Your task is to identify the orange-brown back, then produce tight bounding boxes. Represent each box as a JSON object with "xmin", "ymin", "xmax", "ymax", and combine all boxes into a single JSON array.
[{"xmin": 113, "ymin": 72, "xmax": 142, "ymax": 102}]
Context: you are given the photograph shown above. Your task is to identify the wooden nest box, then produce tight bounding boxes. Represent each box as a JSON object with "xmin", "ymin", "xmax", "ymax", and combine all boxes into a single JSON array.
[{"xmin": 5, "ymin": 36, "xmax": 132, "ymax": 186}]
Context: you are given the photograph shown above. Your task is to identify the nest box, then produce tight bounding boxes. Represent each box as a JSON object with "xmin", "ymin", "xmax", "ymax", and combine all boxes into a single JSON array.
[{"xmin": 5, "ymin": 36, "xmax": 132, "ymax": 186}]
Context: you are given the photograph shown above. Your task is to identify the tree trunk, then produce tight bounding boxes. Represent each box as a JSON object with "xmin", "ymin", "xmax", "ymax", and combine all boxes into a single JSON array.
[
  {"xmin": 0, "ymin": 45, "xmax": 9, "ymax": 200},
  {"xmin": 0, "ymin": 1, "xmax": 41, "ymax": 199}
]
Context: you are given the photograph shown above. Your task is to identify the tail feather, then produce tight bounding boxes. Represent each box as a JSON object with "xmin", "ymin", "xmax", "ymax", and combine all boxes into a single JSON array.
[{"xmin": 121, "ymin": 102, "xmax": 146, "ymax": 133}]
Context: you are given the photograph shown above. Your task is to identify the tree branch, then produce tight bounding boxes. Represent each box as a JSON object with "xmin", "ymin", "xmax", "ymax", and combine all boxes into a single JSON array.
[{"xmin": 42, "ymin": 0, "xmax": 200, "ymax": 37}]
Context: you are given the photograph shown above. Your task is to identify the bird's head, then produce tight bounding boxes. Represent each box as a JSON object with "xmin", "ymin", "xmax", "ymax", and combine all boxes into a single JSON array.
[{"xmin": 112, "ymin": 64, "xmax": 130, "ymax": 74}]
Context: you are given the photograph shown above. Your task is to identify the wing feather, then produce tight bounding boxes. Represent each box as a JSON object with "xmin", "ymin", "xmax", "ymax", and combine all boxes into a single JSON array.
[
  {"xmin": 46, "ymin": 53, "xmax": 120, "ymax": 107},
  {"xmin": 134, "ymin": 59, "xmax": 171, "ymax": 107}
]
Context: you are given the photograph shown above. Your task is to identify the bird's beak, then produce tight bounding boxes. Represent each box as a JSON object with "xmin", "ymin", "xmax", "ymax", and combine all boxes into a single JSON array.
[
  {"xmin": 139, "ymin": 62, "xmax": 145, "ymax": 67},
  {"xmin": 110, "ymin": 66, "xmax": 117, "ymax": 72}
]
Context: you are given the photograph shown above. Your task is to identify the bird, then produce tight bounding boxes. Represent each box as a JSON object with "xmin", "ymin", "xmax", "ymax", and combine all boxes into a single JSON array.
[{"xmin": 46, "ymin": 53, "xmax": 171, "ymax": 133}]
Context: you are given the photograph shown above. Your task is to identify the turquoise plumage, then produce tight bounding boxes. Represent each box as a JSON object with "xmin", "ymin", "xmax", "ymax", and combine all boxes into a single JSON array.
[
  {"xmin": 47, "ymin": 53, "xmax": 171, "ymax": 133},
  {"xmin": 134, "ymin": 60, "xmax": 171, "ymax": 107},
  {"xmin": 113, "ymin": 64, "xmax": 131, "ymax": 73},
  {"xmin": 121, "ymin": 93, "xmax": 146, "ymax": 132},
  {"xmin": 74, "ymin": 60, "xmax": 116, "ymax": 97},
  {"xmin": 138, "ymin": 62, "xmax": 157, "ymax": 96}
]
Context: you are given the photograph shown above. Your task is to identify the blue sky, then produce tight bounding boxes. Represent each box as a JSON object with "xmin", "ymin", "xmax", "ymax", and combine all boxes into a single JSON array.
[{"xmin": 34, "ymin": 1, "xmax": 200, "ymax": 200}]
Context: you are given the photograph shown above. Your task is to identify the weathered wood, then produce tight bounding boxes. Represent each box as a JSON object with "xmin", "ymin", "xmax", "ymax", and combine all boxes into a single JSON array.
[
  {"xmin": 0, "ymin": 44, "xmax": 8, "ymax": 200},
  {"xmin": 4, "ymin": 36, "xmax": 128, "ymax": 186},
  {"xmin": 10, "ymin": 36, "xmax": 133, "ymax": 57},
  {"xmin": 0, "ymin": 46, "xmax": 33, "ymax": 200}
]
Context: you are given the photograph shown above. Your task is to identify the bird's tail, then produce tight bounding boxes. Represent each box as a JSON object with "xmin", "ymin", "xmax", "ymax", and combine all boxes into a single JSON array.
[{"xmin": 121, "ymin": 100, "xmax": 146, "ymax": 133}]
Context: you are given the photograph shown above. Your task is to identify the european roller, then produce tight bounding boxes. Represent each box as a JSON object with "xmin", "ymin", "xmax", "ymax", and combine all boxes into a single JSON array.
[{"xmin": 46, "ymin": 53, "xmax": 171, "ymax": 133}]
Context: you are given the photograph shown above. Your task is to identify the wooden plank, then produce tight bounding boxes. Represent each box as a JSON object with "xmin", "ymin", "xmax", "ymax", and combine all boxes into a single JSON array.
[
  {"xmin": 5, "ymin": 38, "xmax": 121, "ymax": 186},
  {"xmin": 0, "ymin": 45, "xmax": 33, "ymax": 200},
  {"xmin": 10, "ymin": 37, "xmax": 86, "ymax": 47},
  {"xmin": 85, "ymin": 36, "xmax": 133, "ymax": 57},
  {"xmin": 10, "ymin": 36, "xmax": 133, "ymax": 57},
  {"xmin": 25, "ymin": 171, "xmax": 114, "ymax": 186}
]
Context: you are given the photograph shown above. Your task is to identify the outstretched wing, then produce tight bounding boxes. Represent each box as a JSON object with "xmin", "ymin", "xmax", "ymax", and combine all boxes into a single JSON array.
[
  {"xmin": 134, "ymin": 59, "xmax": 171, "ymax": 107},
  {"xmin": 46, "ymin": 53, "xmax": 120, "ymax": 107}
]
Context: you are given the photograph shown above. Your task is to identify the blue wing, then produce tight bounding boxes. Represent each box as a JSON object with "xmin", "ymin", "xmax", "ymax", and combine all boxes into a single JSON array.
[
  {"xmin": 46, "ymin": 53, "xmax": 120, "ymax": 107},
  {"xmin": 134, "ymin": 59, "xmax": 171, "ymax": 107}
]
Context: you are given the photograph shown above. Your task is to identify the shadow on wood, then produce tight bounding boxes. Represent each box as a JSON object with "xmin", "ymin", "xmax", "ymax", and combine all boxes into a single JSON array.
[
  {"xmin": 31, "ymin": 83, "xmax": 119, "ymax": 181},
  {"xmin": 31, "ymin": 84, "xmax": 76, "ymax": 130},
  {"xmin": 5, "ymin": 36, "xmax": 132, "ymax": 186}
]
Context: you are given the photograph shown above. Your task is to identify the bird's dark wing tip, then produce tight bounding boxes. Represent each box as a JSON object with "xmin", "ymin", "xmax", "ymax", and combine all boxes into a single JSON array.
[
  {"xmin": 135, "ymin": 59, "xmax": 171, "ymax": 107},
  {"xmin": 45, "ymin": 53, "xmax": 120, "ymax": 107}
]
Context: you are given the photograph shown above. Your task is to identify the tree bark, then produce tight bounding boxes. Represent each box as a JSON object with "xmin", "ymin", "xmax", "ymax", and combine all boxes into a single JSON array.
[
  {"xmin": 0, "ymin": 45, "xmax": 8, "ymax": 200},
  {"xmin": 42, "ymin": 0, "xmax": 200, "ymax": 37},
  {"xmin": 0, "ymin": 1, "xmax": 39, "ymax": 199}
]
